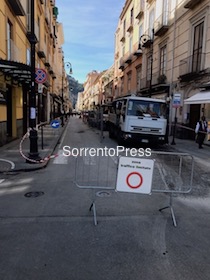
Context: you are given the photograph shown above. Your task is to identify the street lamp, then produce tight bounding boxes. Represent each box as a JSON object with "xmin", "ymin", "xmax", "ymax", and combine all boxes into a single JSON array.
[
  {"xmin": 61, "ymin": 61, "xmax": 73, "ymax": 127},
  {"xmin": 138, "ymin": 28, "xmax": 154, "ymax": 98},
  {"xmin": 28, "ymin": 0, "xmax": 39, "ymax": 161}
]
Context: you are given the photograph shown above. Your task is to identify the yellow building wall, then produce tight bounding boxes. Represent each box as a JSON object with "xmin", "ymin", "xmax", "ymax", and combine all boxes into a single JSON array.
[{"xmin": 0, "ymin": 105, "xmax": 7, "ymax": 121}]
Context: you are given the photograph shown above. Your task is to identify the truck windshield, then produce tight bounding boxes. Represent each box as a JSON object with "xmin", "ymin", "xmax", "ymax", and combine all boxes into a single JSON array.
[{"xmin": 127, "ymin": 100, "xmax": 167, "ymax": 118}]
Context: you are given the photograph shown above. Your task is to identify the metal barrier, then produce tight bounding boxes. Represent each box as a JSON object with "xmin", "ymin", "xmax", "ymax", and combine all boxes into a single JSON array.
[{"xmin": 74, "ymin": 150, "xmax": 194, "ymax": 227}]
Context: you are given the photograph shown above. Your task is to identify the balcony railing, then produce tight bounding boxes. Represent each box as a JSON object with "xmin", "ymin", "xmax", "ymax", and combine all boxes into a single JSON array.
[
  {"xmin": 154, "ymin": 12, "xmax": 170, "ymax": 37},
  {"xmin": 7, "ymin": 39, "xmax": 20, "ymax": 62},
  {"xmin": 179, "ymin": 53, "xmax": 205, "ymax": 78}
]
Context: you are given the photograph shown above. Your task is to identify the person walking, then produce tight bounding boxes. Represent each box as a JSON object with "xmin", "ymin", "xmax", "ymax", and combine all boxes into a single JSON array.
[{"xmin": 195, "ymin": 116, "xmax": 208, "ymax": 149}]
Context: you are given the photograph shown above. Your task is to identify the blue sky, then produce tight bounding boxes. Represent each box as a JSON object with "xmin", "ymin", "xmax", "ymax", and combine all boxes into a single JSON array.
[{"xmin": 56, "ymin": 0, "xmax": 125, "ymax": 84}]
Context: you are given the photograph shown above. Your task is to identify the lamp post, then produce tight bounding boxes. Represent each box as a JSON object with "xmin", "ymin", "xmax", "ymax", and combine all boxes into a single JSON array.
[
  {"xmin": 28, "ymin": 0, "xmax": 39, "ymax": 161},
  {"xmin": 61, "ymin": 61, "xmax": 73, "ymax": 127}
]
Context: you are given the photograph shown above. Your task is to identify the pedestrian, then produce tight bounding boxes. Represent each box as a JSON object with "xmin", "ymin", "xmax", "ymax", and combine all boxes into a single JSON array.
[{"xmin": 195, "ymin": 116, "xmax": 208, "ymax": 149}]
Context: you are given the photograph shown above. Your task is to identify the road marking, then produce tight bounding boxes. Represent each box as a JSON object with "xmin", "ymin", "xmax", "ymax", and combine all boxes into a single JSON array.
[
  {"xmin": 0, "ymin": 159, "xmax": 15, "ymax": 170},
  {"xmin": 0, "ymin": 179, "xmax": 5, "ymax": 184},
  {"xmin": 53, "ymin": 149, "xmax": 68, "ymax": 164}
]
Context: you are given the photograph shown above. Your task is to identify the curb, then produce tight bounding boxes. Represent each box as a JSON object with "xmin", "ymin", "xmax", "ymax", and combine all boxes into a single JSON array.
[{"xmin": 0, "ymin": 120, "xmax": 69, "ymax": 173}]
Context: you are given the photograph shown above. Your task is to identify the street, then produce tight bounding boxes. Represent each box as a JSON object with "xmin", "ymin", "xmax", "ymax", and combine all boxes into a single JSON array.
[{"xmin": 0, "ymin": 117, "xmax": 210, "ymax": 280}]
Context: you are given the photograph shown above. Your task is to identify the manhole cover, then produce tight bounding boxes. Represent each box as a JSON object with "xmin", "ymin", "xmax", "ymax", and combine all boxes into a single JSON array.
[
  {"xmin": 24, "ymin": 191, "xmax": 44, "ymax": 198},
  {"xmin": 96, "ymin": 191, "xmax": 111, "ymax": 197}
]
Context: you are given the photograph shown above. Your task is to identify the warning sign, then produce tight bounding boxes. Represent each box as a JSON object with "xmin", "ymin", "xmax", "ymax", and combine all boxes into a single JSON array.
[{"xmin": 116, "ymin": 157, "xmax": 154, "ymax": 194}]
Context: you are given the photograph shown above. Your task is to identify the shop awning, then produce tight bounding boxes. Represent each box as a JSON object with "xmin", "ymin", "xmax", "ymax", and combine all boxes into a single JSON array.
[
  {"xmin": 0, "ymin": 59, "xmax": 31, "ymax": 84},
  {"xmin": 184, "ymin": 91, "xmax": 210, "ymax": 104}
]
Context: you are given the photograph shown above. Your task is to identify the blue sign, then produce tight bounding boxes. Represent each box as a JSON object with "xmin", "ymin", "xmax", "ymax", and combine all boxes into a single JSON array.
[{"xmin": 50, "ymin": 120, "xmax": 60, "ymax": 129}]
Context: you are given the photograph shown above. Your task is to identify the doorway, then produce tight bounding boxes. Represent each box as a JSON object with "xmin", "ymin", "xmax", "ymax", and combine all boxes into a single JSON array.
[{"xmin": 189, "ymin": 104, "xmax": 200, "ymax": 140}]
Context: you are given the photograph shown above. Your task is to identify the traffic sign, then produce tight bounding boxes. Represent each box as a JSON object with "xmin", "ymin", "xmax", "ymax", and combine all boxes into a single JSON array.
[
  {"xmin": 50, "ymin": 119, "xmax": 60, "ymax": 129},
  {"xmin": 35, "ymin": 68, "xmax": 47, "ymax": 84},
  {"xmin": 116, "ymin": 157, "xmax": 154, "ymax": 194},
  {"xmin": 172, "ymin": 93, "xmax": 181, "ymax": 108}
]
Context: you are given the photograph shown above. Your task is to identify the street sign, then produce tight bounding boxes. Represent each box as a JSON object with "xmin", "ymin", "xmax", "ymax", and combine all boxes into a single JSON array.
[
  {"xmin": 38, "ymin": 84, "xmax": 43, "ymax": 93},
  {"xmin": 35, "ymin": 68, "xmax": 47, "ymax": 84},
  {"xmin": 50, "ymin": 120, "xmax": 60, "ymax": 129},
  {"xmin": 116, "ymin": 157, "xmax": 154, "ymax": 194},
  {"xmin": 173, "ymin": 93, "xmax": 181, "ymax": 108}
]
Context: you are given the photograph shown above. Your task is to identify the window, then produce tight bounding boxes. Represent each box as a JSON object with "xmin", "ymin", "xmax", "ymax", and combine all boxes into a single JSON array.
[
  {"xmin": 121, "ymin": 77, "xmax": 124, "ymax": 95},
  {"xmin": 192, "ymin": 21, "xmax": 204, "ymax": 72},
  {"xmin": 139, "ymin": 24, "xmax": 143, "ymax": 40},
  {"xmin": 129, "ymin": 36, "xmax": 133, "ymax": 54},
  {"xmin": 26, "ymin": 48, "xmax": 31, "ymax": 65},
  {"xmin": 130, "ymin": 8, "xmax": 133, "ymax": 25},
  {"xmin": 149, "ymin": 9, "xmax": 155, "ymax": 37},
  {"xmin": 7, "ymin": 20, "xmax": 13, "ymax": 60},
  {"xmin": 127, "ymin": 72, "xmax": 132, "ymax": 93},
  {"xmin": 123, "ymin": 19, "xmax": 126, "ymax": 36},
  {"xmin": 160, "ymin": 45, "xmax": 167, "ymax": 75},
  {"xmin": 136, "ymin": 66, "xmax": 141, "ymax": 91},
  {"xmin": 147, "ymin": 55, "xmax": 152, "ymax": 82}
]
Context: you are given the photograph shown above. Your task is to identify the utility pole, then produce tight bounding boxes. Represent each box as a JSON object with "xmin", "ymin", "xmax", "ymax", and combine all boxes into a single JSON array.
[{"xmin": 28, "ymin": 0, "xmax": 39, "ymax": 161}]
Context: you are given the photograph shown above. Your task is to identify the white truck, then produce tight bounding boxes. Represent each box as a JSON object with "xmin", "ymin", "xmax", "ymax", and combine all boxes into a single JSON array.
[{"xmin": 108, "ymin": 95, "xmax": 168, "ymax": 145}]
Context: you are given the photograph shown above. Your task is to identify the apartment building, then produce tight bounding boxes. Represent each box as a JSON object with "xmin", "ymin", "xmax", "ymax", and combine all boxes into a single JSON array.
[
  {"xmin": 0, "ymin": 0, "xmax": 69, "ymax": 146},
  {"xmin": 115, "ymin": 0, "xmax": 210, "ymax": 138}
]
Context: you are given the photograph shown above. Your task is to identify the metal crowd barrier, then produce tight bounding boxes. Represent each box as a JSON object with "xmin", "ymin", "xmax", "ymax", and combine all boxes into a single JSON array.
[{"xmin": 74, "ymin": 150, "xmax": 194, "ymax": 227}]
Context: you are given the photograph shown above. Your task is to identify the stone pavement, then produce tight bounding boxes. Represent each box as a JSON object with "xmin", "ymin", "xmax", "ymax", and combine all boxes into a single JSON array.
[
  {"xmin": 0, "ymin": 119, "xmax": 210, "ymax": 172},
  {"xmin": 0, "ymin": 120, "xmax": 67, "ymax": 173}
]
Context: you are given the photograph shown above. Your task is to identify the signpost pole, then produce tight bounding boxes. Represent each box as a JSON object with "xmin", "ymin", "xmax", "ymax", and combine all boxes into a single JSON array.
[{"xmin": 171, "ymin": 107, "xmax": 177, "ymax": 145}]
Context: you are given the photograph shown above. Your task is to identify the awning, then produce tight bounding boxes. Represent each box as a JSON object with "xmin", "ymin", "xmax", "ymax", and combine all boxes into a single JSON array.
[
  {"xmin": 184, "ymin": 91, "xmax": 210, "ymax": 104},
  {"xmin": 0, "ymin": 59, "xmax": 31, "ymax": 84}
]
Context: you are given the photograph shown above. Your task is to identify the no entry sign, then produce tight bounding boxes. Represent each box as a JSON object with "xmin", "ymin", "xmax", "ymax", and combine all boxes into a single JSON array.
[{"xmin": 116, "ymin": 157, "xmax": 154, "ymax": 194}]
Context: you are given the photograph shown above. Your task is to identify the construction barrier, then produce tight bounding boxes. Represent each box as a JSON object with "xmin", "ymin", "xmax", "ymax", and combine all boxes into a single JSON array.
[{"xmin": 74, "ymin": 150, "xmax": 194, "ymax": 227}]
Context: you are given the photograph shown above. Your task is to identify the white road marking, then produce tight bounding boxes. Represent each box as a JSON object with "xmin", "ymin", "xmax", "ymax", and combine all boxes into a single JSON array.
[
  {"xmin": 0, "ymin": 179, "xmax": 5, "ymax": 184},
  {"xmin": 53, "ymin": 149, "xmax": 68, "ymax": 164},
  {"xmin": 0, "ymin": 159, "xmax": 15, "ymax": 170}
]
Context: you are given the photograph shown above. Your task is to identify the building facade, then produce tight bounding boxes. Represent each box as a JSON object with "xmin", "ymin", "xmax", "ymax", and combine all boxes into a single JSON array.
[
  {"xmin": 114, "ymin": 0, "xmax": 210, "ymax": 138},
  {"xmin": 0, "ymin": 0, "xmax": 70, "ymax": 146}
]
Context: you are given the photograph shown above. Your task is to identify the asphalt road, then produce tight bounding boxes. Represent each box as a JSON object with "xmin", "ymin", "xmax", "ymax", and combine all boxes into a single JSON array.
[{"xmin": 0, "ymin": 117, "xmax": 210, "ymax": 280}]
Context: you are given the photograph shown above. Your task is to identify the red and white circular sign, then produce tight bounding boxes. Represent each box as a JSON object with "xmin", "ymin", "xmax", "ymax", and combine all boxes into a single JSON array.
[{"xmin": 116, "ymin": 157, "xmax": 154, "ymax": 194}]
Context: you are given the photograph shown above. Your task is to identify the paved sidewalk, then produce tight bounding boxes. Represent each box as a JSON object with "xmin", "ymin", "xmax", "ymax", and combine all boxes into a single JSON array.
[{"xmin": 0, "ymin": 120, "xmax": 67, "ymax": 173}]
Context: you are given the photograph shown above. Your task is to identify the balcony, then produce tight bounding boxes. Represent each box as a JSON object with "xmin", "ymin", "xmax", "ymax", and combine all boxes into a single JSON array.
[
  {"xmin": 154, "ymin": 12, "xmax": 170, "ymax": 37},
  {"xmin": 119, "ymin": 58, "xmax": 125, "ymax": 70},
  {"xmin": 37, "ymin": 43, "xmax": 46, "ymax": 59},
  {"xmin": 127, "ymin": 21, "xmax": 133, "ymax": 33},
  {"xmin": 179, "ymin": 53, "xmax": 206, "ymax": 81},
  {"xmin": 6, "ymin": 0, "xmax": 25, "ymax": 16},
  {"xmin": 184, "ymin": 0, "xmax": 204, "ymax": 9},
  {"xmin": 136, "ymin": 0, "xmax": 144, "ymax": 20},
  {"xmin": 125, "ymin": 54, "xmax": 133, "ymax": 64}
]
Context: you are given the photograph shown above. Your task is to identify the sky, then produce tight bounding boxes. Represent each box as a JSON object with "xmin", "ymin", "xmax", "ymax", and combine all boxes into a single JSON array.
[{"xmin": 56, "ymin": 0, "xmax": 125, "ymax": 84}]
